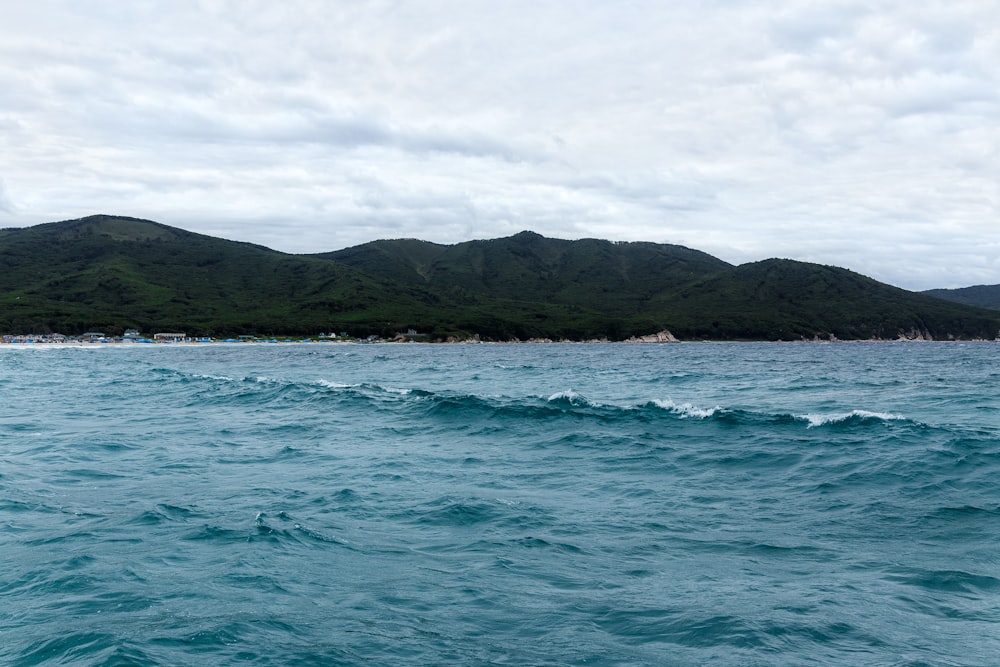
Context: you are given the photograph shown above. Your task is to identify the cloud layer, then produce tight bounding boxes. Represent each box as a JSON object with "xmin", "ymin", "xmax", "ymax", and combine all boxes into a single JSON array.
[{"xmin": 2, "ymin": 0, "xmax": 998, "ymax": 289}]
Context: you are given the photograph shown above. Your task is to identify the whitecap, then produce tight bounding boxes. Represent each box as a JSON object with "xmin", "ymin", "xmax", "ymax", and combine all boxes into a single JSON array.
[
  {"xmin": 802, "ymin": 410, "xmax": 906, "ymax": 428},
  {"xmin": 314, "ymin": 379, "xmax": 355, "ymax": 389},
  {"xmin": 191, "ymin": 373, "xmax": 237, "ymax": 382},
  {"xmin": 546, "ymin": 390, "xmax": 598, "ymax": 407},
  {"xmin": 651, "ymin": 398, "xmax": 719, "ymax": 419}
]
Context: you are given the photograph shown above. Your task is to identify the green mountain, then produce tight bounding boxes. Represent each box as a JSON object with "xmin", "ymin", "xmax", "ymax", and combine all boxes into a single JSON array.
[
  {"xmin": 651, "ymin": 259, "xmax": 1000, "ymax": 340},
  {"xmin": 2, "ymin": 214, "xmax": 999, "ymax": 340},
  {"xmin": 319, "ymin": 231, "xmax": 731, "ymax": 318},
  {"xmin": 0, "ymin": 215, "xmax": 451, "ymax": 336},
  {"xmin": 324, "ymin": 233, "xmax": 1000, "ymax": 340},
  {"xmin": 923, "ymin": 285, "xmax": 1000, "ymax": 311}
]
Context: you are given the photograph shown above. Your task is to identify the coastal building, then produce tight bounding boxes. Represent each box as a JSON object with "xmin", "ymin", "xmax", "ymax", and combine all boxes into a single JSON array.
[
  {"xmin": 1, "ymin": 334, "xmax": 67, "ymax": 344},
  {"xmin": 153, "ymin": 332, "xmax": 187, "ymax": 342}
]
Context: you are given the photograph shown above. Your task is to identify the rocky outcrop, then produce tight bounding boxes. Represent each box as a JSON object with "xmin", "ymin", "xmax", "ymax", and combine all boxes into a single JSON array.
[
  {"xmin": 625, "ymin": 330, "xmax": 679, "ymax": 343},
  {"xmin": 896, "ymin": 328, "xmax": 934, "ymax": 341}
]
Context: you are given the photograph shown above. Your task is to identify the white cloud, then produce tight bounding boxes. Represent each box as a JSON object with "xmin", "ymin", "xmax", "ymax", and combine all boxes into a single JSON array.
[
  {"xmin": 0, "ymin": 178, "xmax": 14, "ymax": 214},
  {"xmin": 0, "ymin": 0, "xmax": 998, "ymax": 290}
]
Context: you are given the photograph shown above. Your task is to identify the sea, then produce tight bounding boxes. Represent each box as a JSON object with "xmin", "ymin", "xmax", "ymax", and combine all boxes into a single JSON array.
[{"xmin": 2, "ymin": 341, "xmax": 999, "ymax": 666}]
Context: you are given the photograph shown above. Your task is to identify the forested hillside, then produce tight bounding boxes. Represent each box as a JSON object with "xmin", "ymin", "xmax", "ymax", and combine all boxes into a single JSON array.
[{"xmin": 2, "ymin": 215, "xmax": 999, "ymax": 340}]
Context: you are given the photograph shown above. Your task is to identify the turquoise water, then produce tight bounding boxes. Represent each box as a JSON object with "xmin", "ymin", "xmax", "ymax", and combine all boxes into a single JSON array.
[{"xmin": 2, "ymin": 342, "xmax": 999, "ymax": 666}]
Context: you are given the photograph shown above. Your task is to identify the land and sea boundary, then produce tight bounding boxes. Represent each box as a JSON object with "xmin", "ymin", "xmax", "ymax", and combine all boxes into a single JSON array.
[
  {"xmin": 4, "ymin": 215, "xmax": 1000, "ymax": 342},
  {"xmin": 4, "ymin": 329, "xmax": 998, "ymax": 345}
]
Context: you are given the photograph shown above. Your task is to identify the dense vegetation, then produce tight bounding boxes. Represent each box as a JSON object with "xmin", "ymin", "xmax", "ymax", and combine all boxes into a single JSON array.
[
  {"xmin": 0, "ymin": 216, "xmax": 450, "ymax": 337},
  {"xmin": 2, "ymin": 215, "xmax": 999, "ymax": 340},
  {"xmin": 923, "ymin": 285, "xmax": 1000, "ymax": 311}
]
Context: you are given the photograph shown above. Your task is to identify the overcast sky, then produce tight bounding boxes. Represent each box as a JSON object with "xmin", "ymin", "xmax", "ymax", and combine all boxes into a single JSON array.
[{"xmin": 2, "ymin": 1, "xmax": 998, "ymax": 290}]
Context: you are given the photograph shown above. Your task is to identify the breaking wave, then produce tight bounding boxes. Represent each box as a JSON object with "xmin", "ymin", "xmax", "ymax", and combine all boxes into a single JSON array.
[{"xmin": 156, "ymin": 369, "xmax": 923, "ymax": 433}]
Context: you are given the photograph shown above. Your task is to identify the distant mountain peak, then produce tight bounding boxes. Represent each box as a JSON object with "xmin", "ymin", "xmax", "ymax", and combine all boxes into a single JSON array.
[
  {"xmin": 924, "ymin": 284, "xmax": 1000, "ymax": 310},
  {"xmin": 47, "ymin": 215, "xmax": 181, "ymax": 243}
]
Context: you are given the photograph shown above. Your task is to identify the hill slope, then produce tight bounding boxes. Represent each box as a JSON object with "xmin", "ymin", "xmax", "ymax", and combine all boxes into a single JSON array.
[
  {"xmin": 327, "ymin": 234, "xmax": 1000, "ymax": 340},
  {"xmin": 0, "ymin": 215, "xmax": 450, "ymax": 335},
  {"xmin": 321, "ymin": 231, "xmax": 732, "ymax": 317},
  {"xmin": 652, "ymin": 259, "xmax": 1000, "ymax": 340},
  {"xmin": 2, "ymin": 215, "xmax": 999, "ymax": 340},
  {"xmin": 923, "ymin": 285, "xmax": 1000, "ymax": 310}
]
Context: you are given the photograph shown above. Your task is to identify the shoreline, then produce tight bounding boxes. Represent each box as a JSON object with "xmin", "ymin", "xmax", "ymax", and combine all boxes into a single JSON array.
[{"xmin": 2, "ymin": 337, "xmax": 998, "ymax": 348}]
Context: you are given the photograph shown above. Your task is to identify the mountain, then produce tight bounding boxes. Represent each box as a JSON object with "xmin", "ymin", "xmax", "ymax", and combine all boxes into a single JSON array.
[
  {"xmin": 0, "ymin": 215, "xmax": 450, "ymax": 336},
  {"xmin": 923, "ymin": 285, "xmax": 1000, "ymax": 311},
  {"xmin": 652, "ymin": 259, "xmax": 1000, "ymax": 340},
  {"xmin": 319, "ymin": 231, "xmax": 731, "ymax": 318},
  {"xmin": 324, "ymin": 233, "xmax": 1000, "ymax": 340},
  {"xmin": 2, "ymin": 215, "xmax": 999, "ymax": 340}
]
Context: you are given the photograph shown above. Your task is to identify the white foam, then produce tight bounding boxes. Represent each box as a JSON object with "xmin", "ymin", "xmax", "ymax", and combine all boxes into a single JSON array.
[
  {"xmin": 546, "ymin": 390, "xmax": 598, "ymax": 406},
  {"xmin": 191, "ymin": 373, "xmax": 237, "ymax": 382},
  {"xmin": 315, "ymin": 380, "xmax": 414, "ymax": 395},
  {"xmin": 802, "ymin": 410, "xmax": 906, "ymax": 428},
  {"xmin": 314, "ymin": 379, "xmax": 355, "ymax": 389},
  {"xmin": 652, "ymin": 399, "xmax": 719, "ymax": 419}
]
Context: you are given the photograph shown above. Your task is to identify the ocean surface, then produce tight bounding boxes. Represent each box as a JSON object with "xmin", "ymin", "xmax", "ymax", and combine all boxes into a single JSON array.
[{"xmin": 2, "ymin": 342, "xmax": 999, "ymax": 666}]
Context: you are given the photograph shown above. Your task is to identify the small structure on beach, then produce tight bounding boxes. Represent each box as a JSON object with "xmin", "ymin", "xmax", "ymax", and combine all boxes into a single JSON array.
[{"xmin": 154, "ymin": 332, "xmax": 187, "ymax": 342}]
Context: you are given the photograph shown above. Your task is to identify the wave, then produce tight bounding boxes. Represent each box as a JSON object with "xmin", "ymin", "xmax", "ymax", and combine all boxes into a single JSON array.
[
  {"xmin": 801, "ymin": 410, "xmax": 909, "ymax": 428},
  {"xmin": 14, "ymin": 632, "xmax": 161, "ymax": 667},
  {"xmin": 548, "ymin": 393, "xmax": 917, "ymax": 430},
  {"xmin": 315, "ymin": 379, "xmax": 418, "ymax": 396},
  {"xmin": 546, "ymin": 389, "xmax": 600, "ymax": 407},
  {"xmin": 884, "ymin": 567, "xmax": 1000, "ymax": 594},
  {"xmin": 251, "ymin": 510, "xmax": 356, "ymax": 549},
  {"xmin": 398, "ymin": 495, "xmax": 555, "ymax": 531},
  {"xmin": 154, "ymin": 368, "xmax": 928, "ymax": 433},
  {"xmin": 180, "ymin": 511, "xmax": 351, "ymax": 549},
  {"xmin": 149, "ymin": 369, "xmax": 426, "ymax": 410},
  {"xmin": 650, "ymin": 398, "xmax": 721, "ymax": 419}
]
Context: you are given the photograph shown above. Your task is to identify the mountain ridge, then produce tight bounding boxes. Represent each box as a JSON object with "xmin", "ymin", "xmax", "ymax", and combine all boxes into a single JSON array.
[
  {"xmin": 2, "ymin": 214, "xmax": 998, "ymax": 341},
  {"xmin": 317, "ymin": 231, "xmax": 732, "ymax": 317},
  {"xmin": 923, "ymin": 284, "xmax": 1000, "ymax": 311}
]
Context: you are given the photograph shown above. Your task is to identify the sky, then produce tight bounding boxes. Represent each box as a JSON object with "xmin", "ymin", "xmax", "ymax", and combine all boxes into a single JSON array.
[{"xmin": 2, "ymin": 1, "xmax": 998, "ymax": 291}]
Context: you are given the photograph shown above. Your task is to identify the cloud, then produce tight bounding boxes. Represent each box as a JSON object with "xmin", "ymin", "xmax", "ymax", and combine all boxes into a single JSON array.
[
  {"xmin": 0, "ymin": 0, "xmax": 998, "ymax": 291},
  {"xmin": 0, "ymin": 179, "xmax": 14, "ymax": 215}
]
